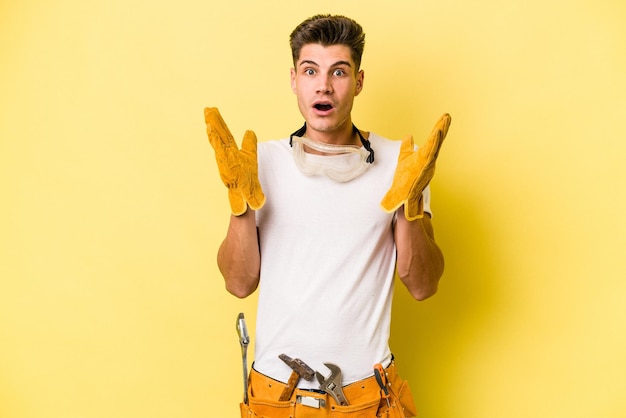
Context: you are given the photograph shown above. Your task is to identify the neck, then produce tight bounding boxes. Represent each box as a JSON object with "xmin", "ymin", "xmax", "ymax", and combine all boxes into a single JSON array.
[
  {"xmin": 289, "ymin": 121, "xmax": 375, "ymax": 163},
  {"xmin": 306, "ymin": 121, "xmax": 359, "ymax": 147}
]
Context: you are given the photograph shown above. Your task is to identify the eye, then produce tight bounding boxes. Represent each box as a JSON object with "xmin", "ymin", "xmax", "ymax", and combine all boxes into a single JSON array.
[
  {"xmin": 333, "ymin": 69, "xmax": 346, "ymax": 76},
  {"xmin": 304, "ymin": 68, "xmax": 316, "ymax": 76}
]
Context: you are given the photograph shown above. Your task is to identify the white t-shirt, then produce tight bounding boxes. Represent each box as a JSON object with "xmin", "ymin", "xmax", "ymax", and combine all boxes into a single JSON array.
[{"xmin": 253, "ymin": 133, "xmax": 431, "ymax": 388}]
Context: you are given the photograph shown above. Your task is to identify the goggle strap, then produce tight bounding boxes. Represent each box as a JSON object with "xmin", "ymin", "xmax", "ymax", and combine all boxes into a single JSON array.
[{"xmin": 289, "ymin": 123, "xmax": 374, "ymax": 164}]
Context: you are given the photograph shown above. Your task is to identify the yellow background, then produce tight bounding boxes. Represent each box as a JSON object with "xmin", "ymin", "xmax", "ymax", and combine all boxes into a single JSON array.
[{"xmin": 2, "ymin": 0, "xmax": 625, "ymax": 417}]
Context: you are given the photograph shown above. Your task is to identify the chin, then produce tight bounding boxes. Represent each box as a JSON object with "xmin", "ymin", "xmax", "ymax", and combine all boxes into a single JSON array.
[{"xmin": 307, "ymin": 117, "xmax": 345, "ymax": 134}]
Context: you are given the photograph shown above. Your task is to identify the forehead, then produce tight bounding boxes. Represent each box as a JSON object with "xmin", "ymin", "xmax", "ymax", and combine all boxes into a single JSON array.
[{"xmin": 296, "ymin": 43, "xmax": 354, "ymax": 67}]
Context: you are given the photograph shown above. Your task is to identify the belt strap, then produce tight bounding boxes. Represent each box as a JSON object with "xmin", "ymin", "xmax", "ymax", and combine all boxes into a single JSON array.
[{"xmin": 249, "ymin": 361, "xmax": 402, "ymax": 405}]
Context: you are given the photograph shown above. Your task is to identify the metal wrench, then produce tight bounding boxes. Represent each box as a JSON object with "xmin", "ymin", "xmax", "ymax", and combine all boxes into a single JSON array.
[
  {"xmin": 316, "ymin": 363, "xmax": 349, "ymax": 406},
  {"xmin": 236, "ymin": 313, "xmax": 250, "ymax": 404}
]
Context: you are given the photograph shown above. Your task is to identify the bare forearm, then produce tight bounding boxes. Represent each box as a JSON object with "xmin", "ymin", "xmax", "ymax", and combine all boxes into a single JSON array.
[
  {"xmin": 217, "ymin": 210, "xmax": 261, "ymax": 298},
  {"xmin": 395, "ymin": 208, "xmax": 444, "ymax": 300}
]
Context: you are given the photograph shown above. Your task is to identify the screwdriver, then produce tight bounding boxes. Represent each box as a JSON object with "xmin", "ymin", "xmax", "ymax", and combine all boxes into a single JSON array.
[{"xmin": 374, "ymin": 363, "xmax": 390, "ymax": 408}]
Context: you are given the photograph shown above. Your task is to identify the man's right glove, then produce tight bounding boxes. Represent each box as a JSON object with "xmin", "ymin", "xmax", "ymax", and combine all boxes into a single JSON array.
[
  {"xmin": 204, "ymin": 107, "xmax": 265, "ymax": 216},
  {"xmin": 380, "ymin": 113, "xmax": 451, "ymax": 221}
]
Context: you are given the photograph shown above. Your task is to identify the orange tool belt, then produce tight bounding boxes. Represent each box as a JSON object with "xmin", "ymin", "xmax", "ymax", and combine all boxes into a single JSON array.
[{"xmin": 240, "ymin": 360, "xmax": 417, "ymax": 418}]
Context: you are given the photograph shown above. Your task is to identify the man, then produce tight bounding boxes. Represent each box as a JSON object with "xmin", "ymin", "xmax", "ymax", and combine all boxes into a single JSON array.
[{"xmin": 205, "ymin": 14, "xmax": 450, "ymax": 418}]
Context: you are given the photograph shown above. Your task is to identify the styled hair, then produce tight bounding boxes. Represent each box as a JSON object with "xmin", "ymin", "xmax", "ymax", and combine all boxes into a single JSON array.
[{"xmin": 289, "ymin": 14, "xmax": 366, "ymax": 71}]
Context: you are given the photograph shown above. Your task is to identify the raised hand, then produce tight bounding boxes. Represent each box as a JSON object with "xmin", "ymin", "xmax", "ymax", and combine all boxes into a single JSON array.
[
  {"xmin": 204, "ymin": 107, "xmax": 265, "ymax": 215},
  {"xmin": 380, "ymin": 113, "xmax": 451, "ymax": 220}
]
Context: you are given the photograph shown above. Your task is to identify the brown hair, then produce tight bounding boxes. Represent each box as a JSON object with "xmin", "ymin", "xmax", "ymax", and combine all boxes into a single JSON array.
[{"xmin": 289, "ymin": 14, "xmax": 366, "ymax": 71}]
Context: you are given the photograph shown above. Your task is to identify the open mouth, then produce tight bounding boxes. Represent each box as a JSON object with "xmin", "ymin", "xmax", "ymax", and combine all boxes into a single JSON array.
[{"xmin": 314, "ymin": 103, "xmax": 333, "ymax": 111}]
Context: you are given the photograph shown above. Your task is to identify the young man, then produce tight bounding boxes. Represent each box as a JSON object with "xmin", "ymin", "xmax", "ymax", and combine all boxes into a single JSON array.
[{"xmin": 205, "ymin": 14, "xmax": 450, "ymax": 418}]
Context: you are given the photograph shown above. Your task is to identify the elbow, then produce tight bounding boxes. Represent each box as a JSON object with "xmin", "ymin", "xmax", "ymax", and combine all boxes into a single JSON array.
[
  {"xmin": 399, "ymin": 272, "xmax": 441, "ymax": 301},
  {"xmin": 217, "ymin": 256, "xmax": 260, "ymax": 299},
  {"xmin": 225, "ymin": 281, "xmax": 258, "ymax": 299},
  {"xmin": 221, "ymin": 265, "xmax": 259, "ymax": 298},
  {"xmin": 410, "ymin": 282, "xmax": 439, "ymax": 301},
  {"xmin": 400, "ymin": 264, "xmax": 444, "ymax": 301},
  {"xmin": 223, "ymin": 271, "xmax": 259, "ymax": 298}
]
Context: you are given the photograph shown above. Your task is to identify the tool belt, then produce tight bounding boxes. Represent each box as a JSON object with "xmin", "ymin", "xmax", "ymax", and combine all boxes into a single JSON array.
[{"xmin": 240, "ymin": 361, "xmax": 417, "ymax": 418}]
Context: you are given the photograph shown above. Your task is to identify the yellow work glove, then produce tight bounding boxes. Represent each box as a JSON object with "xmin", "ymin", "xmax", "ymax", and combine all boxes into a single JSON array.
[
  {"xmin": 204, "ymin": 107, "xmax": 265, "ymax": 216},
  {"xmin": 380, "ymin": 113, "xmax": 451, "ymax": 221}
]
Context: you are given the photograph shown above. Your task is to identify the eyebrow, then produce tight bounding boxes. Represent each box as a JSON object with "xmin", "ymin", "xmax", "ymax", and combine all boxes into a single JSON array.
[{"xmin": 298, "ymin": 59, "xmax": 353, "ymax": 68}]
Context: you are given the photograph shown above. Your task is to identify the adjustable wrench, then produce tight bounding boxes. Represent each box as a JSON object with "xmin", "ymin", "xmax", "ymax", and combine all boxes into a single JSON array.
[{"xmin": 316, "ymin": 363, "xmax": 349, "ymax": 406}]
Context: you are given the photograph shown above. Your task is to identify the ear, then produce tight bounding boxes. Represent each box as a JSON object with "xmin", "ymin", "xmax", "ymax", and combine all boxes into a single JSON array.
[
  {"xmin": 355, "ymin": 69, "xmax": 365, "ymax": 96},
  {"xmin": 290, "ymin": 68, "xmax": 297, "ymax": 93}
]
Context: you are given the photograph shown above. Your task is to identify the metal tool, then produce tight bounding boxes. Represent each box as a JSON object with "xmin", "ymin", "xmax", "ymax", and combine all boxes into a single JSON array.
[
  {"xmin": 278, "ymin": 354, "xmax": 315, "ymax": 401},
  {"xmin": 297, "ymin": 395, "xmax": 326, "ymax": 409},
  {"xmin": 315, "ymin": 363, "xmax": 349, "ymax": 406},
  {"xmin": 374, "ymin": 363, "xmax": 391, "ymax": 408},
  {"xmin": 236, "ymin": 313, "xmax": 250, "ymax": 404}
]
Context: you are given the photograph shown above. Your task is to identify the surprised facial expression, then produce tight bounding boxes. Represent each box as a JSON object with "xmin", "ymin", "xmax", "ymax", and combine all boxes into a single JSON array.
[{"xmin": 290, "ymin": 43, "xmax": 364, "ymax": 143}]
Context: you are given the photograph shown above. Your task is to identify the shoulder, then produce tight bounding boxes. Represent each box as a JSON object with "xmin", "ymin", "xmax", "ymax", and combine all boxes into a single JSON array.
[
  {"xmin": 258, "ymin": 137, "xmax": 290, "ymax": 149},
  {"xmin": 367, "ymin": 132, "xmax": 401, "ymax": 162},
  {"xmin": 257, "ymin": 138, "xmax": 291, "ymax": 159},
  {"xmin": 368, "ymin": 132, "xmax": 399, "ymax": 145}
]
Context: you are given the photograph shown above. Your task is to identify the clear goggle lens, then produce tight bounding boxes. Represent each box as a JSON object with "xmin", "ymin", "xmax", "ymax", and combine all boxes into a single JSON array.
[{"xmin": 291, "ymin": 135, "xmax": 371, "ymax": 182}]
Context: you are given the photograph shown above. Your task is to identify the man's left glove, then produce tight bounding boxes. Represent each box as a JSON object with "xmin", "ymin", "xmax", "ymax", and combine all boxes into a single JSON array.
[
  {"xmin": 380, "ymin": 113, "xmax": 451, "ymax": 221},
  {"xmin": 204, "ymin": 107, "xmax": 265, "ymax": 216}
]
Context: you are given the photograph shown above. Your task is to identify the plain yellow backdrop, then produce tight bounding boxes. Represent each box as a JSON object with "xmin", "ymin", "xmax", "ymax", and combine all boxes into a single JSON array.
[{"xmin": 2, "ymin": 0, "xmax": 625, "ymax": 417}]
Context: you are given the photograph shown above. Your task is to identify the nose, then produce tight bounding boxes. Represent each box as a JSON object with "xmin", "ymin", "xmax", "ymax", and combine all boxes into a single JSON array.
[{"xmin": 316, "ymin": 74, "xmax": 332, "ymax": 94}]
